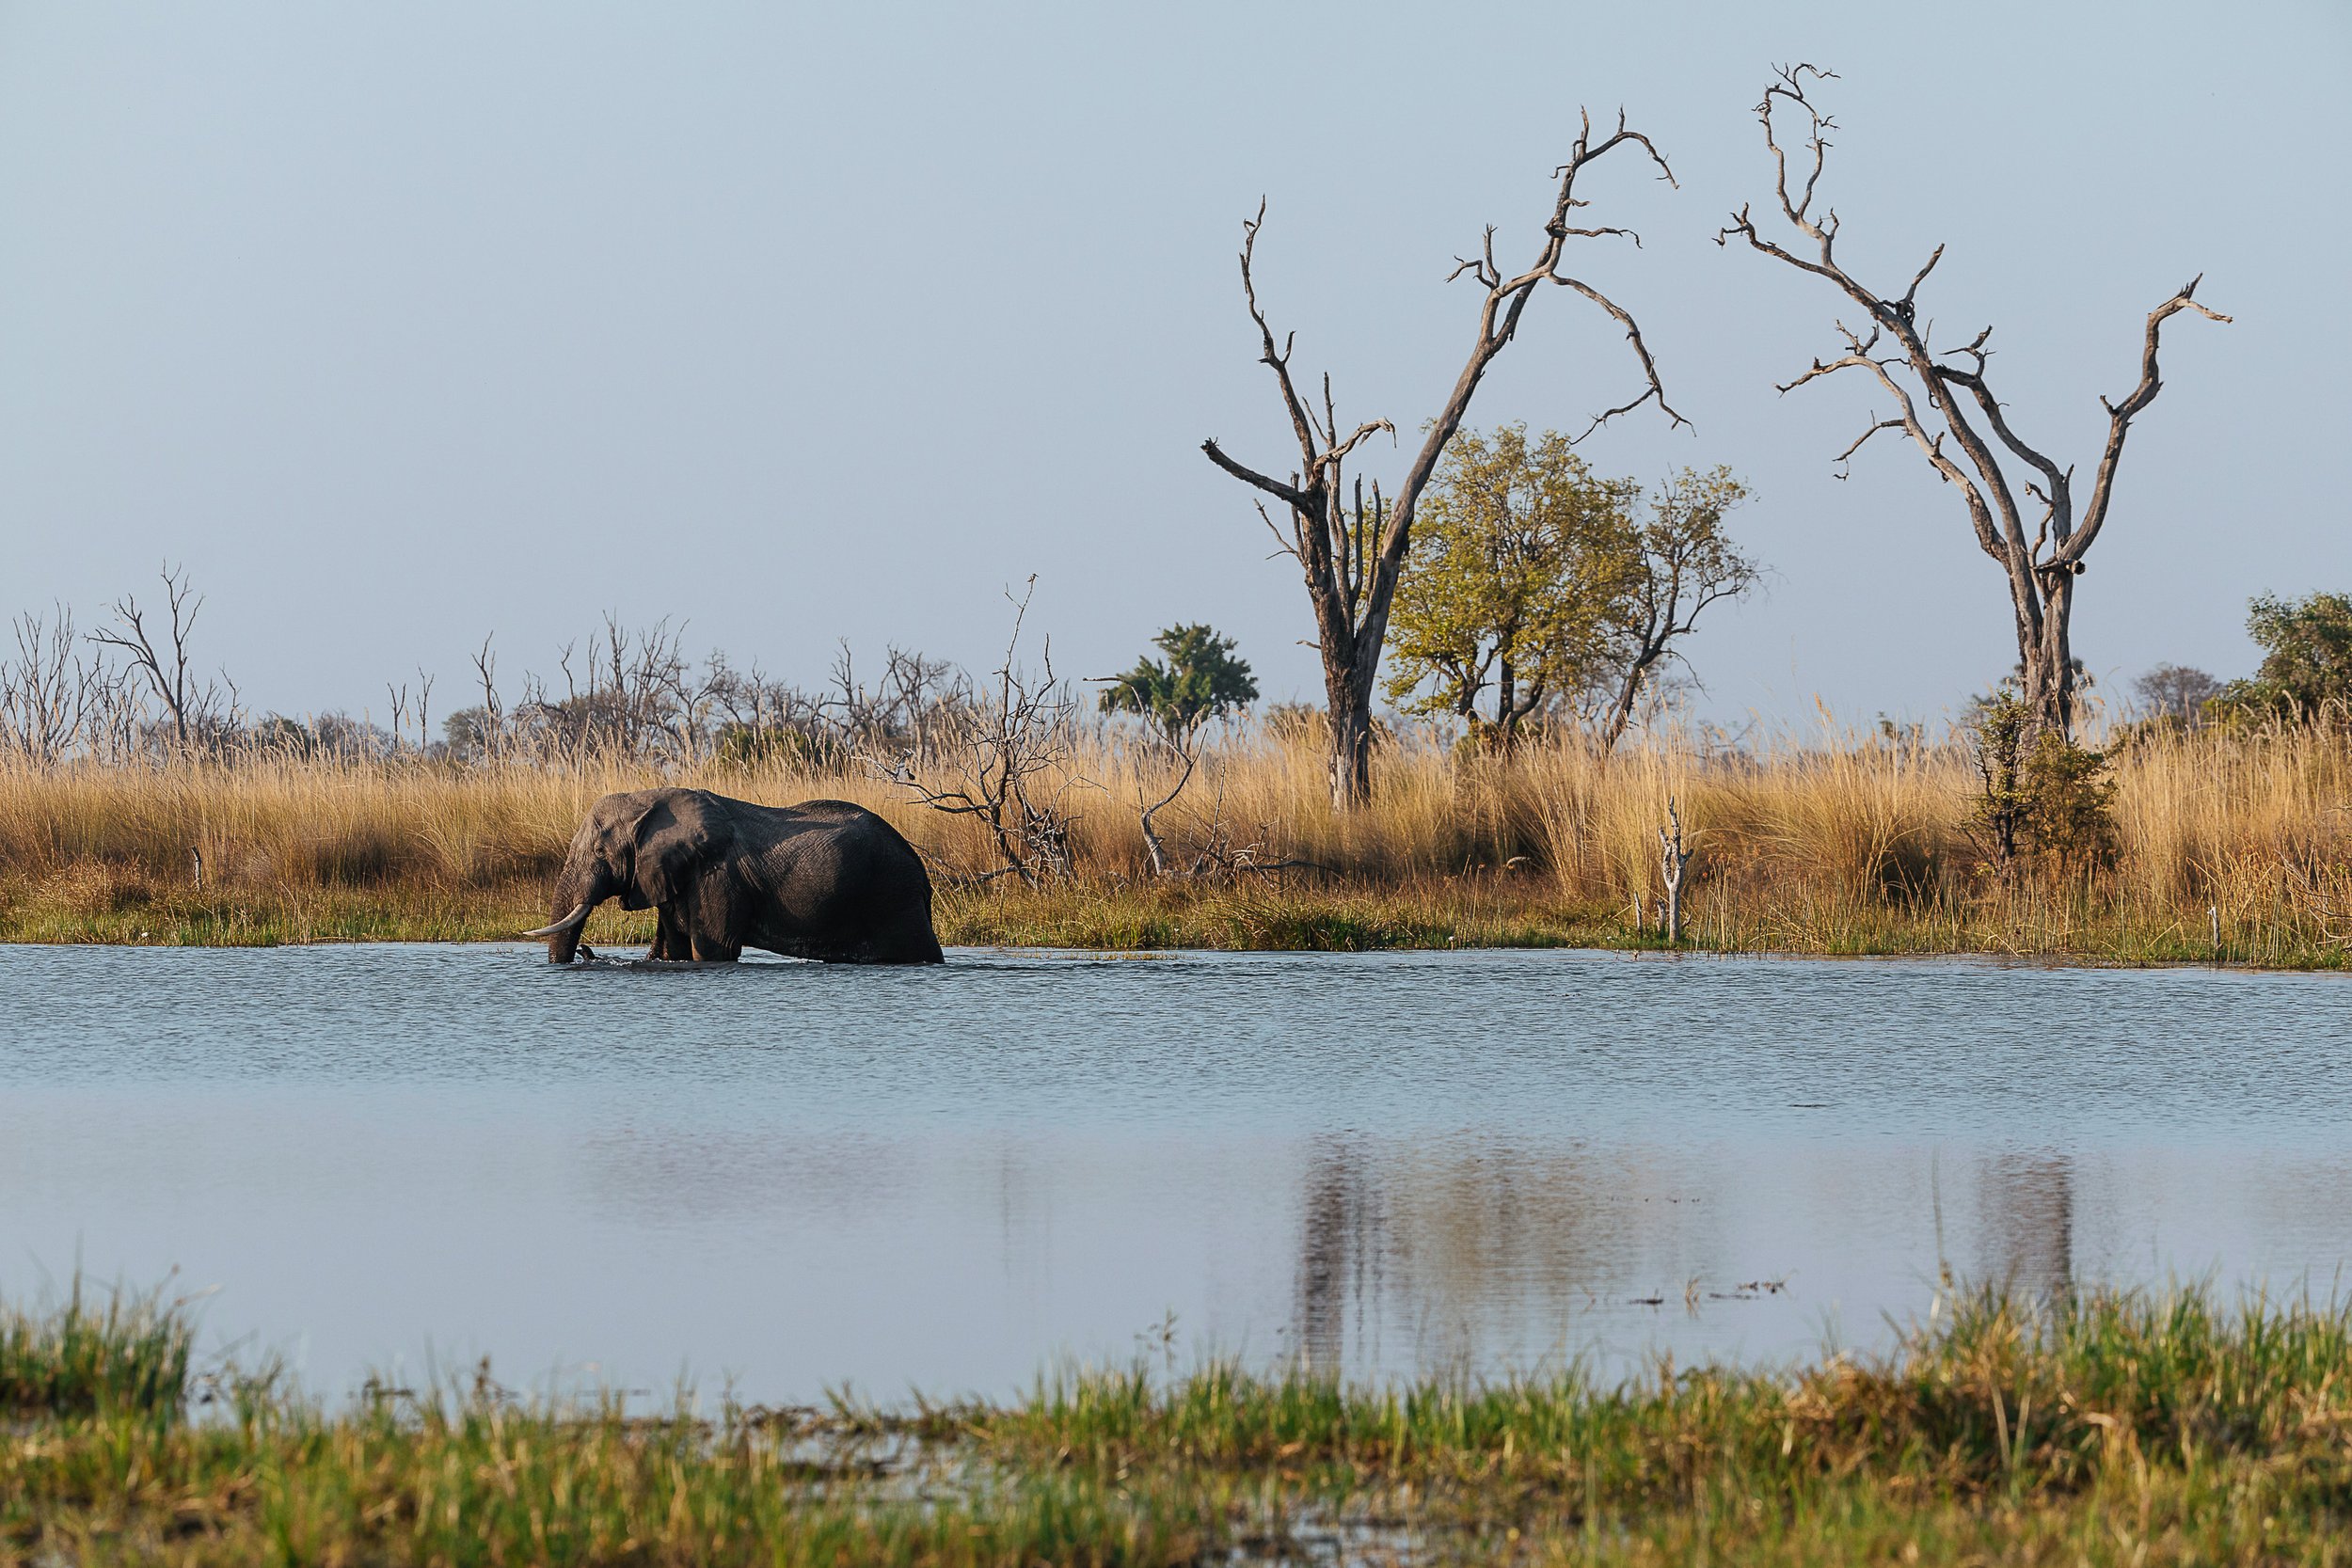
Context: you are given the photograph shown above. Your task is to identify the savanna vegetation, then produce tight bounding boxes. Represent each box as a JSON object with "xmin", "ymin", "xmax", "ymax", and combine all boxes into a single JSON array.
[
  {"xmin": 9, "ymin": 1277, "xmax": 2352, "ymax": 1564},
  {"xmin": 4, "ymin": 480, "xmax": 2343, "ymax": 962},
  {"xmin": 3, "ymin": 560, "xmax": 2349, "ymax": 962},
  {"xmin": 2, "ymin": 705, "xmax": 2349, "ymax": 965}
]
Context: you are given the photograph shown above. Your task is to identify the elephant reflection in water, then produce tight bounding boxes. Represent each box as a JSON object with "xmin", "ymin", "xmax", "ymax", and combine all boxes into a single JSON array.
[{"xmin": 527, "ymin": 788, "xmax": 944, "ymax": 965}]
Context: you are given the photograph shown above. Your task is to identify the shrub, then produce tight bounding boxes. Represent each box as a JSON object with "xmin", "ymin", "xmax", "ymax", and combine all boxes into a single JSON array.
[{"xmin": 1964, "ymin": 689, "xmax": 2119, "ymax": 878}]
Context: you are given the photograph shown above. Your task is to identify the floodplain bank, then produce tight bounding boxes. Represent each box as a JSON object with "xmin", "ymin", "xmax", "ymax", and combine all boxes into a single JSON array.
[{"xmin": 1, "ymin": 725, "xmax": 2346, "ymax": 968}]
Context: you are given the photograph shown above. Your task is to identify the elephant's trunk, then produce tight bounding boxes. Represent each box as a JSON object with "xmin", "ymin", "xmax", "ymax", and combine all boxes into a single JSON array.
[{"xmin": 536, "ymin": 865, "xmax": 612, "ymax": 964}]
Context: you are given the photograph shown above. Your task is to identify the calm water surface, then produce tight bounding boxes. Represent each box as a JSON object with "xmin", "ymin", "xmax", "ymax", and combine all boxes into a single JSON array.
[{"xmin": 1, "ymin": 942, "xmax": 2347, "ymax": 1400}]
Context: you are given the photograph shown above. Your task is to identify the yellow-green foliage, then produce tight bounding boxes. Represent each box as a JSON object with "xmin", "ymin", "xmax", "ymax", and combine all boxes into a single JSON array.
[
  {"xmin": 1384, "ymin": 424, "xmax": 1642, "ymax": 734},
  {"xmin": 0, "ymin": 721, "xmax": 2347, "ymax": 961}
]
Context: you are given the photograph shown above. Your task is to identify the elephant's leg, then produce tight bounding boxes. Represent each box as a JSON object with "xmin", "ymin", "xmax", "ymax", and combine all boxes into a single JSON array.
[
  {"xmin": 685, "ymin": 891, "xmax": 742, "ymax": 962},
  {"xmin": 689, "ymin": 933, "xmax": 741, "ymax": 963},
  {"xmin": 650, "ymin": 905, "xmax": 691, "ymax": 960}
]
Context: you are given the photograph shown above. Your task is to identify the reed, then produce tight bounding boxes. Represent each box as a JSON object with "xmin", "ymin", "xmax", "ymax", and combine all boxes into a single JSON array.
[
  {"xmin": 0, "ymin": 1277, "xmax": 194, "ymax": 1419},
  {"xmin": 6, "ymin": 1280, "xmax": 2350, "ymax": 1563},
  {"xmin": 1, "ymin": 722, "xmax": 2346, "ymax": 963}
]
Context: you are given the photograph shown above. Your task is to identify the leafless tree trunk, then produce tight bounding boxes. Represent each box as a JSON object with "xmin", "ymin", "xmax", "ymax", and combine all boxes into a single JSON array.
[
  {"xmin": 413, "ymin": 668, "xmax": 435, "ymax": 753},
  {"xmin": 1720, "ymin": 66, "xmax": 2228, "ymax": 737},
  {"xmin": 386, "ymin": 682, "xmax": 411, "ymax": 747},
  {"xmin": 1135, "ymin": 735, "xmax": 1198, "ymax": 879},
  {"xmin": 1204, "ymin": 112, "xmax": 1687, "ymax": 807},
  {"xmin": 1657, "ymin": 798, "xmax": 1690, "ymax": 944},
  {"xmin": 829, "ymin": 642, "xmax": 958, "ymax": 760}
]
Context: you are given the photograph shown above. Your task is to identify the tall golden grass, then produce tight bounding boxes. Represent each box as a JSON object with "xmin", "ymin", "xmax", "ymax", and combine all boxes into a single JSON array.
[{"xmin": 1, "ymin": 722, "xmax": 2346, "ymax": 959}]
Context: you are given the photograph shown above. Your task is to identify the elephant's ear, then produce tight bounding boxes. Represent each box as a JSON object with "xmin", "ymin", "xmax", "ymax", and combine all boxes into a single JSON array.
[{"xmin": 630, "ymin": 793, "xmax": 728, "ymax": 907}]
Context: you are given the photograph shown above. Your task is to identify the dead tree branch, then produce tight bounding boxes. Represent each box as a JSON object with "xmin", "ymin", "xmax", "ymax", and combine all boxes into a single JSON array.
[
  {"xmin": 869, "ymin": 578, "xmax": 1088, "ymax": 888},
  {"xmin": 88, "ymin": 562, "xmax": 219, "ymax": 753},
  {"xmin": 1203, "ymin": 110, "xmax": 1687, "ymax": 806},
  {"xmin": 1719, "ymin": 65, "xmax": 2227, "ymax": 735},
  {"xmin": 0, "ymin": 606, "xmax": 103, "ymax": 767}
]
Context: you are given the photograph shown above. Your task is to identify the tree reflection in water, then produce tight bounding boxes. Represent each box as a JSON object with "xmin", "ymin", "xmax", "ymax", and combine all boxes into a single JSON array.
[
  {"xmin": 1290, "ymin": 1134, "xmax": 1706, "ymax": 1375},
  {"xmin": 1973, "ymin": 1150, "xmax": 2075, "ymax": 1297},
  {"xmin": 1291, "ymin": 1138, "xmax": 2092, "ymax": 1376}
]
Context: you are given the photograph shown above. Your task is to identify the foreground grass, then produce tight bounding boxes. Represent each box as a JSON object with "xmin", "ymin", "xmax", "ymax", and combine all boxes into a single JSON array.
[
  {"xmin": 7, "ymin": 1282, "xmax": 2352, "ymax": 1564},
  {"xmin": 4, "ymin": 723, "xmax": 2349, "ymax": 964}
]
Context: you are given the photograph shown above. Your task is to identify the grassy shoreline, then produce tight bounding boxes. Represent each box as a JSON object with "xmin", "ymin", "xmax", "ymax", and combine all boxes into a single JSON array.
[
  {"xmin": 8, "ymin": 1280, "xmax": 2352, "ymax": 1563},
  {"xmin": 0, "ymin": 878, "xmax": 2338, "ymax": 969},
  {"xmin": 3, "ymin": 725, "xmax": 2348, "ymax": 966}
]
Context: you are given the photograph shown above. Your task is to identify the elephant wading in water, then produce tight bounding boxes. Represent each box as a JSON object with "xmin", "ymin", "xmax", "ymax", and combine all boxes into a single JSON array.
[{"xmin": 525, "ymin": 789, "xmax": 945, "ymax": 964}]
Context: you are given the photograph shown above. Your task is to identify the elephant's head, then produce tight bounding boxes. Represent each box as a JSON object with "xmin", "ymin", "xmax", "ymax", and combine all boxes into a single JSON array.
[{"xmin": 527, "ymin": 790, "xmax": 725, "ymax": 963}]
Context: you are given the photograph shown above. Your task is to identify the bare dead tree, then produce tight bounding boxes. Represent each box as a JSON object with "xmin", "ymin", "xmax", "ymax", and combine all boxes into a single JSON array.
[
  {"xmin": 89, "ymin": 563, "xmax": 219, "ymax": 753},
  {"xmin": 78, "ymin": 655, "xmax": 145, "ymax": 765},
  {"xmin": 1133, "ymin": 728, "xmax": 1201, "ymax": 879},
  {"xmin": 471, "ymin": 635, "xmax": 504, "ymax": 760},
  {"xmin": 219, "ymin": 670, "xmax": 246, "ymax": 740},
  {"xmin": 385, "ymin": 681, "xmax": 411, "ymax": 748},
  {"xmin": 1719, "ymin": 65, "xmax": 2228, "ymax": 737},
  {"xmin": 1131, "ymin": 740, "xmax": 1325, "ymax": 882},
  {"xmin": 1657, "ymin": 797, "xmax": 1691, "ymax": 944},
  {"xmin": 829, "ymin": 641, "xmax": 960, "ymax": 759},
  {"xmin": 600, "ymin": 613, "xmax": 692, "ymax": 760},
  {"xmin": 0, "ymin": 606, "xmax": 100, "ymax": 766},
  {"xmin": 413, "ymin": 668, "xmax": 435, "ymax": 753},
  {"xmin": 601, "ymin": 617, "xmax": 636, "ymax": 751},
  {"xmin": 869, "ymin": 578, "xmax": 1087, "ymax": 887},
  {"xmin": 499, "ymin": 616, "xmax": 708, "ymax": 765},
  {"xmin": 1203, "ymin": 111, "xmax": 1688, "ymax": 808}
]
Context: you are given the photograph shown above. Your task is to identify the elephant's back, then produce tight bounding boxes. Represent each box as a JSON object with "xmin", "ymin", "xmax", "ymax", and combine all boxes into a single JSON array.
[
  {"xmin": 768, "ymin": 799, "xmax": 930, "ymax": 885},
  {"xmin": 750, "ymin": 798, "xmax": 940, "ymax": 959},
  {"xmin": 785, "ymin": 798, "xmax": 879, "ymax": 822},
  {"xmin": 786, "ymin": 799, "xmax": 918, "ymax": 849}
]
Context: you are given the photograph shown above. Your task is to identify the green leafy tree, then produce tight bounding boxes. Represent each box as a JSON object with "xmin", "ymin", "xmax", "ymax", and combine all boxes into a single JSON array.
[
  {"xmin": 1385, "ymin": 432, "xmax": 1758, "ymax": 751},
  {"xmin": 1591, "ymin": 467, "xmax": 1761, "ymax": 751},
  {"xmin": 1098, "ymin": 624, "xmax": 1259, "ymax": 744},
  {"xmin": 2215, "ymin": 593, "xmax": 2352, "ymax": 721},
  {"xmin": 1381, "ymin": 425, "xmax": 1639, "ymax": 748}
]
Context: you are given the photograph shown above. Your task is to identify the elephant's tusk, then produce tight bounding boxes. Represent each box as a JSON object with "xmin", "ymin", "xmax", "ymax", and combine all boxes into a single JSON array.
[{"xmin": 522, "ymin": 901, "xmax": 592, "ymax": 939}]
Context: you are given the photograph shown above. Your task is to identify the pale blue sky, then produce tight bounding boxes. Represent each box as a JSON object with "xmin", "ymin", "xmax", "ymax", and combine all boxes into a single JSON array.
[{"xmin": 2, "ymin": 2, "xmax": 2345, "ymax": 728}]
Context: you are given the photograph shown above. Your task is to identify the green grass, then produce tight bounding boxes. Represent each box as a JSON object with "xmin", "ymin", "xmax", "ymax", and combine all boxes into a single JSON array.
[
  {"xmin": 4, "ymin": 872, "xmax": 2347, "ymax": 969},
  {"xmin": 8, "ymin": 1280, "xmax": 2352, "ymax": 1563},
  {"xmin": 932, "ymin": 879, "xmax": 2352, "ymax": 968},
  {"xmin": 0, "ymin": 1277, "xmax": 195, "ymax": 1421}
]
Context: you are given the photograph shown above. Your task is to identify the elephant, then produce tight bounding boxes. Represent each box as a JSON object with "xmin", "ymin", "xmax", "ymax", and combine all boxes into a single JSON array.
[{"xmin": 525, "ymin": 788, "xmax": 945, "ymax": 965}]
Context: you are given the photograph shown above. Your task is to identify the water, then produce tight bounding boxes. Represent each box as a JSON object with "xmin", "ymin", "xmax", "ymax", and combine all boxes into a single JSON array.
[{"xmin": 1, "ymin": 942, "xmax": 2346, "ymax": 1401}]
